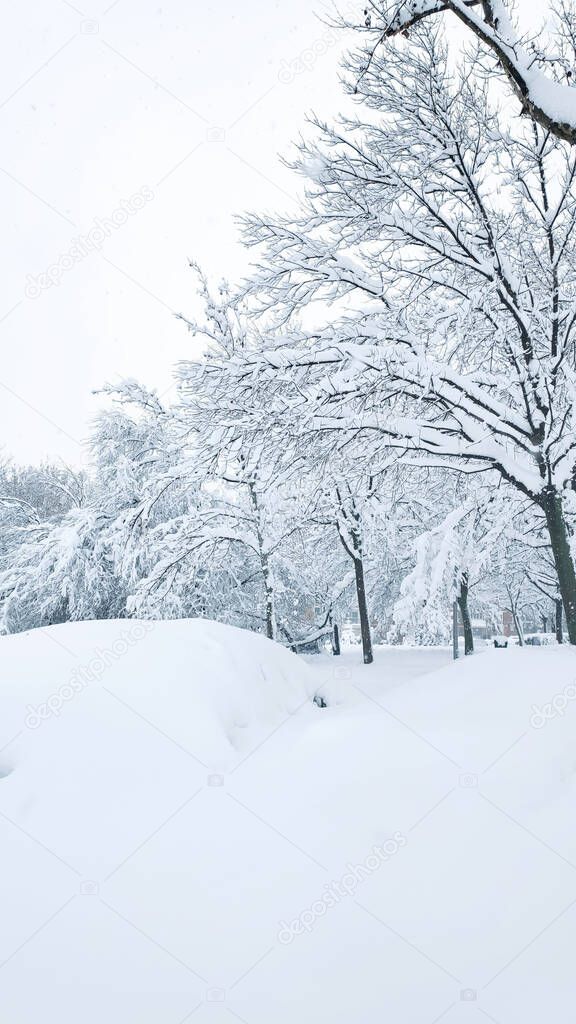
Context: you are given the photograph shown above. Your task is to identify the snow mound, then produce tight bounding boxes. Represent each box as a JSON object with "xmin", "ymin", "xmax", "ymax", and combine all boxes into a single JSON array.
[{"xmin": 1, "ymin": 618, "xmax": 318, "ymax": 774}]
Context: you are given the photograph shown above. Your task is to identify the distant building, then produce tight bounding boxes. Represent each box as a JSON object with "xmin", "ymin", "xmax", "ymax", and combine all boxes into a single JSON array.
[
  {"xmin": 502, "ymin": 610, "xmax": 514, "ymax": 637},
  {"xmin": 457, "ymin": 618, "xmax": 490, "ymax": 640},
  {"xmin": 502, "ymin": 609, "xmax": 540, "ymax": 637}
]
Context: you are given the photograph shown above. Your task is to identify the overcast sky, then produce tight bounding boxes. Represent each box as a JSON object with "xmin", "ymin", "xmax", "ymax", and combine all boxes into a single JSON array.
[{"xmin": 1, "ymin": 0, "xmax": 346, "ymax": 465}]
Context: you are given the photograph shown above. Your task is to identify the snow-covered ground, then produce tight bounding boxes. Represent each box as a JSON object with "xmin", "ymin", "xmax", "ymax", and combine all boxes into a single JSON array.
[
  {"xmin": 304, "ymin": 643, "xmax": 453, "ymax": 703},
  {"xmin": 1, "ymin": 620, "xmax": 576, "ymax": 1022}
]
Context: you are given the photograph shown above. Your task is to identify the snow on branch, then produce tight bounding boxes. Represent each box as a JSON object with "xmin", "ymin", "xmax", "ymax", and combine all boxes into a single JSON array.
[{"xmin": 362, "ymin": 1, "xmax": 576, "ymax": 144}]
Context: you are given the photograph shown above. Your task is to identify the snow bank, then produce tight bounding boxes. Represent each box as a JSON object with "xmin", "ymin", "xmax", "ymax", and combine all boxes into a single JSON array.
[
  {"xmin": 0, "ymin": 617, "xmax": 318, "ymax": 896},
  {"xmin": 0, "ymin": 617, "xmax": 318, "ymax": 773},
  {"xmin": 2, "ymin": 632, "xmax": 576, "ymax": 1022}
]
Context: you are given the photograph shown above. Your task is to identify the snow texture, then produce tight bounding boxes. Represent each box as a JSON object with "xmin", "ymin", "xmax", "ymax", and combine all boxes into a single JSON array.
[{"xmin": 1, "ymin": 620, "xmax": 576, "ymax": 1022}]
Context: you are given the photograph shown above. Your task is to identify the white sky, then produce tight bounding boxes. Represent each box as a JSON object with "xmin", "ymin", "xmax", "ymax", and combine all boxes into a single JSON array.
[
  {"xmin": 0, "ymin": 0, "xmax": 346, "ymax": 465},
  {"xmin": 1, "ymin": 1, "xmax": 548, "ymax": 467}
]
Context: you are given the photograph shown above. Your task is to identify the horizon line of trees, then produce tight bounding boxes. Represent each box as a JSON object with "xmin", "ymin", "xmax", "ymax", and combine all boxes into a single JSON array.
[{"xmin": 0, "ymin": 380, "xmax": 567, "ymax": 659}]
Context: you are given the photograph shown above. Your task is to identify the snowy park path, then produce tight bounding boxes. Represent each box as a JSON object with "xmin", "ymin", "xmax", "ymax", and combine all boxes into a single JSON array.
[{"xmin": 304, "ymin": 643, "xmax": 453, "ymax": 701}]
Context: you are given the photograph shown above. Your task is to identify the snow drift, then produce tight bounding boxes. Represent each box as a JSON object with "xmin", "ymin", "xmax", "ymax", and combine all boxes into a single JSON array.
[
  {"xmin": 2, "ymin": 625, "xmax": 576, "ymax": 1023},
  {"xmin": 0, "ymin": 617, "xmax": 318, "ymax": 777}
]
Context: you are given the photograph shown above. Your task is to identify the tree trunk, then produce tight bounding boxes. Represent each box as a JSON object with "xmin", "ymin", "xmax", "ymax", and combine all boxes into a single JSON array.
[
  {"xmin": 556, "ymin": 598, "xmax": 564, "ymax": 644},
  {"xmin": 331, "ymin": 621, "xmax": 341, "ymax": 656},
  {"xmin": 511, "ymin": 604, "xmax": 524, "ymax": 646},
  {"xmin": 457, "ymin": 574, "xmax": 474, "ymax": 656},
  {"xmin": 354, "ymin": 556, "xmax": 373, "ymax": 664},
  {"xmin": 262, "ymin": 555, "xmax": 276, "ymax": 641},
  {"xmin": 247, "ymin": 478, "xmax": 276, "ymax": 641},
  {"xmin": 334, "ymin": 485, "xmax": 373, "ymax": 665},
  {"xmin": 541, "ymin": 614, "xmax": 548, "ymax": 633},
  {"xmin": 452, "ymin": 601, "xmax": 459, "ymax": 660},
  {"xmin": 542, "ymin": 488, "xmax": 576, "ymax": 645}
]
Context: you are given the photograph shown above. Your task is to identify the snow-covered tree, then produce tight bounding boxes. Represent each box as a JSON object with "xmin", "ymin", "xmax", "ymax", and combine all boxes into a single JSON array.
[
  {"xmin": 7, "ymin": 19, "xmax": 576, "ymax": 652},
  {"xmin": 360, "ymin": 1, "xmax": 576, "ymax": 145},
  {"xmin": 227, "ymin": 24, "xmax": 576, "ymax": 643},
  {"xmin": 393, "ymin": 482, "xmax": 519, "ymax": 651},
  {"xmin": 0, "ymin": 506, "xmax": 125, "ymax": 632}
]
